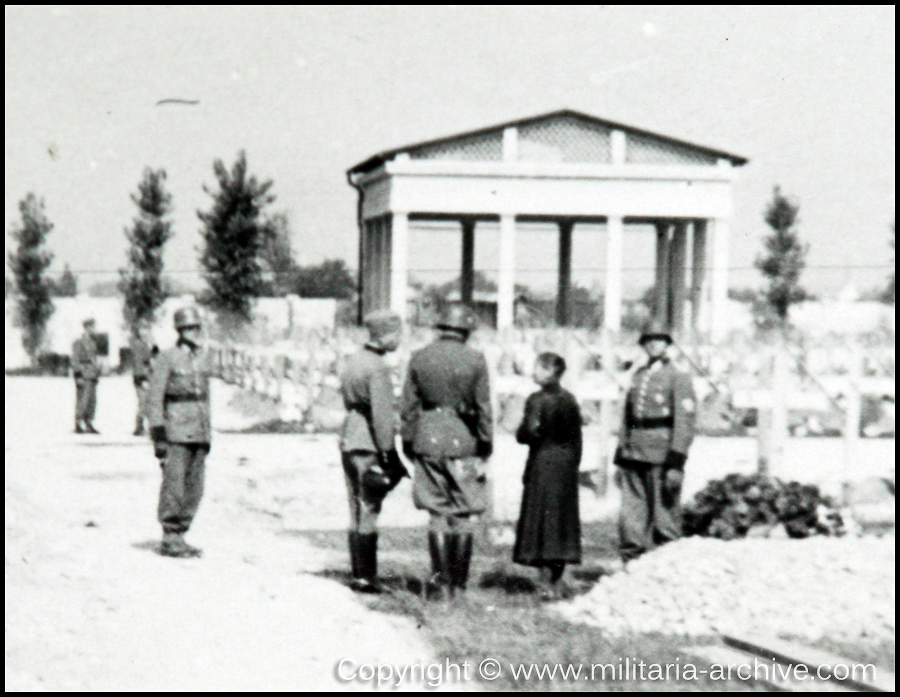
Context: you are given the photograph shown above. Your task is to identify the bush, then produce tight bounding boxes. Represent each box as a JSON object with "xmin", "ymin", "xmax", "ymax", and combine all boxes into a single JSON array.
[{"xmin": 682, "ymin": 473, "xmax": 844, "ymax": 540}]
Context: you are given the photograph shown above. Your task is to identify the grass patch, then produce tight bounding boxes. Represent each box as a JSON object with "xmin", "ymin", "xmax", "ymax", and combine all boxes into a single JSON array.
[
  {"xmin": 298, "ymin": 523, "xmax": 759, "ymax": 691},
  {"xmin": 801, "ymin": 636, "xmax": 895, "ymax": 673}
]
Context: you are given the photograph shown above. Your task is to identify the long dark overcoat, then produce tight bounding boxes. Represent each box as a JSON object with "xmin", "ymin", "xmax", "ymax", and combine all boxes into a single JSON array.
[{"xmin": 513, "ymin": 385, "xmax": 582, "ymax": 566}]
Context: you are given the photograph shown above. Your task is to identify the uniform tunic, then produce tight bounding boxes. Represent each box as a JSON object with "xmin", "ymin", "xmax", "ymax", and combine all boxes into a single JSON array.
[
  {"xmin": 401, "ymin": 335, "xmax": 493, "ymax": 517},
  {"xmin": 616, "ymin": 357, "xmax": 696, "ymax": 560},
  {"xmin": 338, "ymin": 346, "xmax": 397, "ymax": 533},
  {"xmin": 147, "ymin": 341, "xmax": 212, "ymax": 534},
  {"xmin": 72, "ymin": 333, "xmax": 101, "ymax": 422},
  {"xmin": 513, "ymin": 385, "xmax": 583, "ymax": 566}
]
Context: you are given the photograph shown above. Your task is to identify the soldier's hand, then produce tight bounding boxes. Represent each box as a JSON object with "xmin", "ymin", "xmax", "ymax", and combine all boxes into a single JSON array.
[
  {"xmin": 662, "ymin": 467, "xmax": 684, "ymax": 506},
  {"xmin": 664, "ymin": 450, "xmax": 687, "ymax": 470},
  {"xmin": 150, "ymin": 425, "xmax": 168, "ymax": 462}
]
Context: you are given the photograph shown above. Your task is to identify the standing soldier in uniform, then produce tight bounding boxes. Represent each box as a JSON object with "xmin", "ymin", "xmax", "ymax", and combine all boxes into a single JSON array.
[
  {"xmin": 338, "ymin": 310, "xmax": 408, "ymax": 593},
  {"xmin": 129, "ymin": 324, "xmax": 155, "ymax": 436},
  {"xmin": 401, "ymin": 304, "xmax": 493, "ymax": 597},
  {"xmin": 148, "ymin": 307, "xmax": 211, "ymax": 558},
  {"xmin": 614, "ymin": 320, "xmax": 696, "ymax": 562},
  {"xmin": 72, "ymin": 317, "xmax": 102, "ymax": 434}
]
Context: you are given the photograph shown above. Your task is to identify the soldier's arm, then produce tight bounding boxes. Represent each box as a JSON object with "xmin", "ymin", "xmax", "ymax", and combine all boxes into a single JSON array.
[
  {"xmin": 515, "ymin": 394, "xmax": 539, "ymax": 444},
  {"xmin": 473, "ymin": 353, "xmax": 493, "ymax": 446},
  {"xmin": 369, "ymin": 363, "xmax": 397, "ymax": 454},
  {"xmin": 399, "ymin": 360, "xmax": 421, "ymax": 446},
  {"xmin": 570, "ymin": 396, "xmax": 583, "ymax": 466},
  {"xmin": 669, "ymin": 371, "xmax": 697, "ymax": 459},
  {"xmin": 72, "ymin": 340, "xmax": 85, "ymax": 374},
  {"xmin": 147, "ymin": 352, "xmax": 171, "ymax": 440},
  {"xmin": 613, "ymin": 385, "xmax": 632, "ymax": 464}
]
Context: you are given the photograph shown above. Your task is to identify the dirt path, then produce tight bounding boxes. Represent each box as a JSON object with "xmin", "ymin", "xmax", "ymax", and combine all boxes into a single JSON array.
[{"xmin": 5, "ymin": 377, "xmax": 439, "ymax": 691}]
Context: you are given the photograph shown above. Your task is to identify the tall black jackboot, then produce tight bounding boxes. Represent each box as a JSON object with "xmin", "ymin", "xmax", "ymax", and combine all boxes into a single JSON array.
[
  {"xmin": 348, "ymin": 531, "xmax": 360, "ymax": 580},
  {"xmin": 427, "ymin": 531, "xmax": 450, "ymax": 600},
  {"xmin": 353, "ymin": 533, "xmax": 381, "ymax": 594},
  {"xmin": 450, "ymin": 533, "xmax": 474, "ymax": 592},
  {"xmin": 444, "ymin": 534, "xmax": 460, "ymax": 598}
]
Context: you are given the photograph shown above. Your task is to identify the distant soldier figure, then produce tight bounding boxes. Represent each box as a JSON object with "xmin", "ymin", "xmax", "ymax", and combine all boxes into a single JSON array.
[
  {"xmin": 338, "ymin": 311, "xmax": 408, "ymax": 593},
  {"xmin": 72, "ymin": 318, "xmax": 102, "ymax": 434},
  {"xmin": 148, "ymin": 307, "xmax": 211, "ymax": 558},
  {"xmin": 401, "ymin": 304, "xmax": 493, "ymax": 597},
  {"xmin": 129, "ymin": 325, "xmax": 155, "ymax": 436},
  {"xmin": 614, "ymin": 320, "xmax": 696, "ymax": 562}
]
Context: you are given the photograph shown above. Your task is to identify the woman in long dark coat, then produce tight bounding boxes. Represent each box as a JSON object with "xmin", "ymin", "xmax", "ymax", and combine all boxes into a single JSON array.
[{"xmin": 513, "ymin": 352, "xmax": 583, "ymax": 596}]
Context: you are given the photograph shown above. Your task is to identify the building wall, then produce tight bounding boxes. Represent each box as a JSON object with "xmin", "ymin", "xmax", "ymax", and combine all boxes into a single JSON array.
[{"xmin": 5, "ymin": 295, "xmax": 337, "ymax": 370}]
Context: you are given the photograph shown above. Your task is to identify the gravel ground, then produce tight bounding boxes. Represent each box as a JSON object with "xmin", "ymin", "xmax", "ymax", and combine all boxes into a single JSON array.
[
  {"xmin": 556, "ymin": 535, "xmax": 895, "ymax": 642},
  {"xmin": 4, "ymin": 376, "xmax": 442, "ymax": 691}
]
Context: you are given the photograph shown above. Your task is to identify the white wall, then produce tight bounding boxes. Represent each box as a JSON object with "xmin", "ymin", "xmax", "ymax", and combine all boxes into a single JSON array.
[{"xmin": 5, "ymin": 295, "xmax": 337, "ymax": 369}]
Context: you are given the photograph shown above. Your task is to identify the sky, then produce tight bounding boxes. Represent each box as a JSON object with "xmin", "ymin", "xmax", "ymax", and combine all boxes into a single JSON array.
[{"xmin": 5, "ymin": 5, "xmax": 896, "ymax": 298}]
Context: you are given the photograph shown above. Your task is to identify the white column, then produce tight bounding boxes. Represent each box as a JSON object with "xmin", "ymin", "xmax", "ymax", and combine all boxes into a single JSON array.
[
  {"xmin": 710, "ymin": 218, "xmax": 730, "ymax": 343},
  {"xmin": 611, "ymin": 129, "xmax": 626, "ymax": 165},
  {"xmin": 604, "ymin": 216, "xmax": 624, "ymax": 333},
  {"xmin": 390, "ymin": 212, "xmax": 409, "ymax": 319},
  {"xmin": 502, "ymin": 127, "xmax": 518, "ymax": 162},
  {"xmin": 497, "ymin": 214, "xmax": 516, "ymax": 330}
]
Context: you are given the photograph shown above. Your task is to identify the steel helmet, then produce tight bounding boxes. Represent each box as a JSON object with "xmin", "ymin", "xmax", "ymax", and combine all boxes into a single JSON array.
[
  {"xmin": 173, "ymin": 306, "xmax": 202, "ymax": 330},
  {"xmin": 638, "ymin": 317, "xmax": 673, "ymax": 345},
  {"xmin": 435, "ymin": 303, "xmax": 477, "ymax": 333}
]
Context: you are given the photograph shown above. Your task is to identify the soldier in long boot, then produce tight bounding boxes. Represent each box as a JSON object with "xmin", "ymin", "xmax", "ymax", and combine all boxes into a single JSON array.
[
  {"xmin": 614, "ymin": 319, "xmax": 697, "ymax": 563},
  {"xmin": 148, "ymin": 307, "xmax": 212, "ymax": 559},
  {"xmin": 339, "ymin": 311, "xmax": 408, "ymax": 593},
  {"xmin": 401, "ymin": 304, "xmax": 493, "ymax": 599}
]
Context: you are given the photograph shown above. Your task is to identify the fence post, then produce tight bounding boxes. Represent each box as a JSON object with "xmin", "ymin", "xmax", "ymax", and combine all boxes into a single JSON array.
[
  {"xmin": 596, "ymin": 329, "xmax": 616, "ymax": 496},
  {"xmin": 843, "ymin": 344, "xmax": 863, "ymax": 492},
  {"xmin": 758, "ymin": 343, "xmax": 788, "ymax": 475}
]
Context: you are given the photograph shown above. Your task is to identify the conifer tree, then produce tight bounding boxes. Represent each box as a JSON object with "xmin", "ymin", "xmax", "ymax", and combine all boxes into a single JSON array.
[
  {"xmin": 198, "ymin": 151, "xmax": 275, "ymax": 322},
  {"xmin": 119, "ymin": 168, "xmax": 173, "ymax": 331},
  {"xmin": 8, "ymin": 193, "xmax": 55, "ymax": 362},
  {"xmin": 755, "ymin": 186, "xmax": 808, "ymax": 329}
]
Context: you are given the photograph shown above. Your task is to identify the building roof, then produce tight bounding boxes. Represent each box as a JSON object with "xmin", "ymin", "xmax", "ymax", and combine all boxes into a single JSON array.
[{"xmin": 348, "ymin": 109, "xmax": 748, "ymax": 175}]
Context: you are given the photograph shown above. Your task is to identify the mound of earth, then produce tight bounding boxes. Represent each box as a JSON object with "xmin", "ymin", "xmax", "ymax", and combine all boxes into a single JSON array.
[{"xmin": 557, "ymin": 535, "xmax": 895, "ymax": 642}]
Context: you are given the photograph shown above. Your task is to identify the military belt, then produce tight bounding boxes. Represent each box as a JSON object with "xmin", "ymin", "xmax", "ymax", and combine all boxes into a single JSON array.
[
  {"xmin": 627, "ymin": 416, "xmax": 674, "ymax": 429},
  {"xmin": 166, "ymin": 394, "xmax": 205, "ymax": 403}
]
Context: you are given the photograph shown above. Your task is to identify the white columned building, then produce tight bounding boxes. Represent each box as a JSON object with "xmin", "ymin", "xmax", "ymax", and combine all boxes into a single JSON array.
[{"xmin": 347, "ymin": 110, "xmax": 746, "ymax": 341}]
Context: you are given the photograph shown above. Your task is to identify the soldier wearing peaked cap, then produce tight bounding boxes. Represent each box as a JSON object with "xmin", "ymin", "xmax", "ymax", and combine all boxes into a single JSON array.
[
  {"xmin": 614, "ymin": 319, "xmax": 696, "ymax": 562},
  {"xmin": 147, "ymin": 306, "xmax": 212, "ymax": 558},
  {"xmin": 338, "ymin": 310, "xmax": 408, "ymax": 593},
  {"xmin": 401, "ymin": 303, "xmax": 493, "ymax": 598},
  {"xmin": 72, "ymin": 318, "xmax": 102, "ymax": 434}
]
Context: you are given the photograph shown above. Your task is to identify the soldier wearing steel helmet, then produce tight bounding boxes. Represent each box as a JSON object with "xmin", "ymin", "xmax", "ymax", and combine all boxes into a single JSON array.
[
  {"xmin": 401, "ymin": 303, "xmax": 493, "ymax": 597},
  {"xmin": 338, "ymin": 310, "xmax": 408, "ymax": 593},
  {"xmin": 147, "ymin": 306, "xmax": 212, "ymax": 558},
  {"xmin": 614, "ymin": 319, "xmax": 697, "ymax": 562}
]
